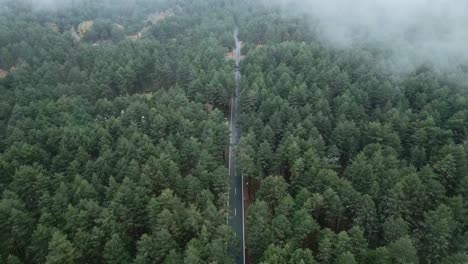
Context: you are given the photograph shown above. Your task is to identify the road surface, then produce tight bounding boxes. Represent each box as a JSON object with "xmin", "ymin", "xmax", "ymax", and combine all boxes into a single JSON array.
[{"xmin": 228, "ymin": 28, "xmax": 245, "ymax": 264}]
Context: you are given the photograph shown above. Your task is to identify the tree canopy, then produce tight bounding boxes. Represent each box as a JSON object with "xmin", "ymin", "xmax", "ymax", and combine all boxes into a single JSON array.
[{"xmin": 0, "ymin": 0, "xmax": 467, "ymax": 263}]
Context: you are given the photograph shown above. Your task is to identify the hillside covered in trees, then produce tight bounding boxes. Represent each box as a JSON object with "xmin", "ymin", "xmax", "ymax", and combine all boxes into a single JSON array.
[
  {"xmin": 0, "ymin": 0, "xmax": 237, "ymax": 263},
  {"xmin": 0, "ymin": 0, "xmax": 467, "ymax": 263}
]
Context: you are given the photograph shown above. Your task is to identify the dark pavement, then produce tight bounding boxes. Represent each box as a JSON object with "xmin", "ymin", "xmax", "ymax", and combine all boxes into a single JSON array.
[{"xmin": 228, "ymin": 28, "xmax": 245, "ymax": 264}]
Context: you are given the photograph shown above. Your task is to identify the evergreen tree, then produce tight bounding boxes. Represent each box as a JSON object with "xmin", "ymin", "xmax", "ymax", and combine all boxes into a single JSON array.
[
  {"xmin": 45, "ymin": 232, "xmax": 79, "ymax": 264},
  {"xmin": 103, "ymin": 234, "xmax": 131, "ymax": 264}
]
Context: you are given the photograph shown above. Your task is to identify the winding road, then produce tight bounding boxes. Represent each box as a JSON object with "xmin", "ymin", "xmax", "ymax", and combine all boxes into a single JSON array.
[{"xmin": 228, "ymin": 28, "xmax": 245, "ymax": 264}]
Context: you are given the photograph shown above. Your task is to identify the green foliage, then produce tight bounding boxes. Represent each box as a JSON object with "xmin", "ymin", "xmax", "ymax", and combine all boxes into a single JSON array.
[
  {"xmin": 83, "ymin": 20, "xmax": 125, "ymax": 43},
  {"xmin": 335, "ymin": 252, "xmax": 356, "ymax": 264},
  {"xmin": 247, "ymin": 201, "xmax": 273, "ymax": 262},
  {"xmin": 45, "ymin": 232, "xmax": 79, "ymax": 264},
  {"xmin": 236, "ymin": 1, "xmax": 468, "ymax": 262},
  {"xmin": 0, "ymin": 0, "xmax": 467, "ymax": 263},
  {"xmin": 0, "ymin": 0, "xmax": 233, "ymax": 263},
  {"xmin": 103, "ymin": 234, "xmax": 130, "ymax": 264},
  {"xmin": 387, "ymin": 236, "xmax": 419, "ymax": 264},
  {"xmin": 382, "ymin": 216, "xmax": 409, "ymax": 243}
]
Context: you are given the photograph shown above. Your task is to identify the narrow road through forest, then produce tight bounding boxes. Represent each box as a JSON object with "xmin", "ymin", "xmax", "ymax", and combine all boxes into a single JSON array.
[{"xmin": 228, "ymin": 28, "xmax": 245, "ymax": 264}]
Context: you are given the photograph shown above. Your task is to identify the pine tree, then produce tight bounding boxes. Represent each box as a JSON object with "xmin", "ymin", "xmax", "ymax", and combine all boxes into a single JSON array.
[
  {"xmin": 45, "ymin": 232, "xmax": 79, "ymax": 264},
  {"xmin": 103, "ymin": 234, "xmax": 131, "ymax": 264}
]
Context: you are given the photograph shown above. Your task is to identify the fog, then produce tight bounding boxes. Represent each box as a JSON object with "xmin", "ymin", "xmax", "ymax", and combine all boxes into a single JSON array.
[
  {"xmin": 267, "ymin": 0, "xmax": 468, "ymax": 72},
  {"xmin": 29, "ymin": 0, "xmax": 68, "ymax": 10},
  {"xmin": 9, "ymin": 0, "xmax": 139, "ymax": 10},
  {"xmin": 12, "ymin": 0, "xmax": 468, "ymax": 73}
]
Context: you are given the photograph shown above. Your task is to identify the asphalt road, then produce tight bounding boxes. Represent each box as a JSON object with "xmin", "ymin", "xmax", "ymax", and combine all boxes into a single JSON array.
[{"xmin": 228, "ymin": 28, "xmax": 245, "ymax": 264}]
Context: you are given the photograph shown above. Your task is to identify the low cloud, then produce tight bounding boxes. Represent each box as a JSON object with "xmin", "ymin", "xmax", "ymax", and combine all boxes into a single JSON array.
[{"xmin": 266, "ymin": 0, "xmax": 468, "ymax": 72}]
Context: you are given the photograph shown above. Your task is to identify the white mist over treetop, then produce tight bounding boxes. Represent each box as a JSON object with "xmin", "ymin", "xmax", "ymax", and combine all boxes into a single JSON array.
[{"xmin": 266, "ymin": 0, "xmax": 468, "ymax": 71}]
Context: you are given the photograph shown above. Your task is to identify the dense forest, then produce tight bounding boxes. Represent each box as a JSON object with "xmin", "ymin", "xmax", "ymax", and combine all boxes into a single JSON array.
[
  {"xmin": 0, "ymin": 0, "xmax": 237, "ymax": 263},
  {"xmin": 0, "ymin": 0, "xmax": 467, "ymax": 263},
  {"xmin": 238, "ymin": 6, "xmax": 468, "ymax": 264}
]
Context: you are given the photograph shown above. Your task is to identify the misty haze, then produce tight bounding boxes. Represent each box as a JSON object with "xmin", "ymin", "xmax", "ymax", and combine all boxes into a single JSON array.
[
  {"xmin": 267, "ymin": 0, "xmax": 468, "ymax": 72},
  {"xmin": 0, "ymin": 1, "xmax": 467, "ymax": 264}
]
